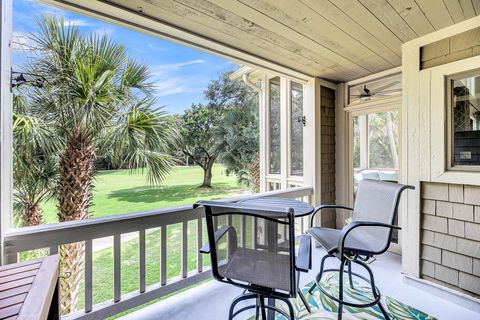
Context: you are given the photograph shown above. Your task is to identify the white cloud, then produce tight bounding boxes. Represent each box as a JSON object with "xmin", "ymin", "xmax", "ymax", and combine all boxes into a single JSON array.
[
  {"xmin": 149, "ymin": 60, "xmax": 206, "ymax": 98},
  {"xmin": 92, "ymin": 27, "xmax": 114, "ymax": 38},
  {"xmin": 147, "ymin": 43, "xmax": 164, "ymax": 52},
  {"xmin": 153, "ymin": 77, "xmax": 203, "ymax": 97},
  {"xmin": 151, "ymin": 60, "xmax": 205, "ymax": 76},
  {"xmin": 63, "ymin": 19, "xmax": 95, "ymax": 27},
  {"xmin": 12, "ymin": 32, "xmax": 37, "ymax": 52}
]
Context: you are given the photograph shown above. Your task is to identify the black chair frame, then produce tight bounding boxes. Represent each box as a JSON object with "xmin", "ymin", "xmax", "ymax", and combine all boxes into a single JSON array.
[
  {"xmin": 195, "ymin": 201, "xmax": 312, "ymax": 320},
  {"xmin": 307, "ymin": 183, "xmax": 414, "ymax": 320}
]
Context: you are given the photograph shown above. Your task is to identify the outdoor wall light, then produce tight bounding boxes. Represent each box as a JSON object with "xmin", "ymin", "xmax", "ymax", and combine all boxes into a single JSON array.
[{"xmin": 11, "ymin": 71, "xmax": 49, "ymax": 89}]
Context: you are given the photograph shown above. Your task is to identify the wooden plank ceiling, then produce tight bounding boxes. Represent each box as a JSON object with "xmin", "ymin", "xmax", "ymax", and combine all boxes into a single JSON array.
[{"xmin": 70, "ymin": 0, "xmax": 480, "ymax": 81}]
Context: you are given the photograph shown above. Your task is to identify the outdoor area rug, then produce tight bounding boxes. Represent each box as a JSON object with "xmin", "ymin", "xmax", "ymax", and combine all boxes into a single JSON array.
[{"xmin": 248, "ymin": 272, "xmax": 436, "ymax": 319}]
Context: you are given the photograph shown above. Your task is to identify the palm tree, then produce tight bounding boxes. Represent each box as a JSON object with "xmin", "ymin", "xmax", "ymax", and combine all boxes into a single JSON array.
[
  {"xmin": 20, "ymin": 16, "xmax": 175, "ymax": 313},
  {"xmin": 13, "ymin": 95, "xmax": 59, "ymax": 226}
]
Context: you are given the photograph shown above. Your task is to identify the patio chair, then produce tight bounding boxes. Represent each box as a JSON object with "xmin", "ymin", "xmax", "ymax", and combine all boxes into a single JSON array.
[
  {"xmin": 306, "ymin": 180, "xmax": 413, "ymax": 320},
  {"xmin": 194, "ymin": 200, "xmax": 312, "ymax": 320}
]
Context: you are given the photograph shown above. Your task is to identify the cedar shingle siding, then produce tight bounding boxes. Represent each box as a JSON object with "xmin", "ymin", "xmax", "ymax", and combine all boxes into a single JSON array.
[{"xmin": 421, "ymin": 182, "xmax": 480, "ymax": 297}]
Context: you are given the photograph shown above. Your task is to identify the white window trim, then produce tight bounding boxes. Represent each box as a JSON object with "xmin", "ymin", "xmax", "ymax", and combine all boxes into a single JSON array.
[
  {"xmin": 426, "ymin": 54, "xmax": 480, "ymax": 185},
  {"xmin": 446, "ymin": 70, "xmax": 480, "ymax": 172},
  {"xmin": 287, "ymin": 80, "xmax": 306, "ymax": 178},
  {"xmin": 346, "ymin": 100, "xmax": 401, "ymax": 205}
]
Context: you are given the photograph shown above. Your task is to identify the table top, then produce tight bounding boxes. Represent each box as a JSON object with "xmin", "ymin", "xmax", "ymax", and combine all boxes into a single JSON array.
[
  {"xmin": 0, "ymin": 255, "xmax": 59, "ymax": 320},
  {"xmin": 240, "ymin": 197, "xmax": 315, "ymax": 217}
]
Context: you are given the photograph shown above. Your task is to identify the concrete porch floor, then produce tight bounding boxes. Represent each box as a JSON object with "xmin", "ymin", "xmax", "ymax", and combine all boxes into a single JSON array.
[{"xmin": 119, "ymin": 247, "xmax": 480, "ymax": 320}]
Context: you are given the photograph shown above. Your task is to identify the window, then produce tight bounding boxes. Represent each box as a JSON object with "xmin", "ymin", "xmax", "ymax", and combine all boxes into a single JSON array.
[
  {"xmin": 449, "ymin": 74, "xmax": 480, "ymax": 168},
  {"xmin": 352, "ymin": 110, "xmax": 399, "ymax": 185},
  {"xmin": 290, "ymin": 82, "xmax": 303, "ymax": 176},
  {"xmin": 269, "ymin": 77, "xmax": 281, "ymax": 174}
]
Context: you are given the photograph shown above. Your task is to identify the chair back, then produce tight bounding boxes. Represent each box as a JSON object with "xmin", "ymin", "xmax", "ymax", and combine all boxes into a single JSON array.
[
  {"xmin": 351, "ymin": 180, "xmax": 411, "ymax": 254},
  {"xmin": 196, "ymin": 200, "xmax": 296, "ymax": 297}
]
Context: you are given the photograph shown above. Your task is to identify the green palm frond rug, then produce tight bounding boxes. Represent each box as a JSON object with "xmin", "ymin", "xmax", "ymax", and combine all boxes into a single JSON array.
[{"xmin": 248, "ymin": 272, "xmax": 436, "ymax": 320}]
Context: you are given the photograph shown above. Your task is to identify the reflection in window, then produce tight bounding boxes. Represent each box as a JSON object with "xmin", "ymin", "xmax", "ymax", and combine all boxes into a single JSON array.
[
  {"xmin": 269, "ymin": 77, "xmax": 281, "ymax": 174},
  {"xmin": 290, "ymin": 82, "xmax": 303, "ymax": 176},
  {"xmin": 368, "ymin": 111, "xmax": 399, "ymax": 169},
  {"xmin": 352, "ymin": 110, "xmax": 399, "ymax": 185},
  {"xmin": 451, "ymin": 75, "xmax": 480, "ymax": 166}
]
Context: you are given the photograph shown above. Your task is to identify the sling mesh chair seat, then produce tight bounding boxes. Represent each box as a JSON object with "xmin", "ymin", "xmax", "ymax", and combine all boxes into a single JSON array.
[
  {"xmin": 306, "ymin": 180, "xmax": 414, "ymax": 320},
  {"xmin": 194, "ymin": 200, "xmax": 312, "ymax": 320}
]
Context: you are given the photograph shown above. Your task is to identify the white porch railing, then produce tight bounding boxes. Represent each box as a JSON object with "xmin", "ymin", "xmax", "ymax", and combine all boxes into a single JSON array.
[{"xmin": 3, "ymin": 186, "xmax": 313, "ymax": 320}]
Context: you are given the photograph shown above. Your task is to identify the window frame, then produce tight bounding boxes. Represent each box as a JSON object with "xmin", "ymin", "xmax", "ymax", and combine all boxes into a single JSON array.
[
  {"xmin": 427, "ymin": 55, "xmax": 480, "ymax": 185},
  {"xmin": 288, "ymin": 80, "xmax": 305, "ymax": 177},
  {"xmin": 266, "ymin": 76, "xmax": 282, "ymax": 176},
  {"xmin": 446, "ymin": 69, "xmax": 480, "ymax": 172}
]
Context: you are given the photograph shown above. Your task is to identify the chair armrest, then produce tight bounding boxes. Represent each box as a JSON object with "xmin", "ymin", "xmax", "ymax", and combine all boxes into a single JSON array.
[
  {"xmin": 199, "ymin": 225, "xmax": 234, "ymax": 254},
  {"xmin": 310, "ymin": 205, "xmax": 353, "ymax": 228},
  {"xmin": 296, "ymin": 235, "xmax": 311, "ymax": 273},
  {"xmin": 337, "ymin": 221, "xmax": 400, "ymax": 257}
]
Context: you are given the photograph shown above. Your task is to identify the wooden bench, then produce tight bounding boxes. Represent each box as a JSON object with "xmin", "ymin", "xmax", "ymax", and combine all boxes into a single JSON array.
[{"xmin": 0, "ymin": 255, "xmax": 59, "ymax": 320}]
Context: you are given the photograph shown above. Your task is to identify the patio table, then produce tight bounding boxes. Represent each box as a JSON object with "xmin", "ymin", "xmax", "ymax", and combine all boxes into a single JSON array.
[
  {"xmin": 0, "ymin": 255, "xmax": 59, "ymax": 320},
  {"xmin": 239, "ymin": 197, "xmax": 314, "ymax": 320}
]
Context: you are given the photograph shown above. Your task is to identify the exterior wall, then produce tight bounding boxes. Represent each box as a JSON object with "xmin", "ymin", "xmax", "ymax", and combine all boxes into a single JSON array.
[
  {"xmin": 320, "ymin": 87, "xmax": 336, "ymax": 228},
  {"xmin": 421, "ymin": 26, "xmax": 480, "ymax": 69},
  {"xmin": 421, "ymin": 182, "xmax": 480, "ymax": 297},
  {"xmin": 402, "ymin": 15, "xmax": 480, "ymax": 301}
]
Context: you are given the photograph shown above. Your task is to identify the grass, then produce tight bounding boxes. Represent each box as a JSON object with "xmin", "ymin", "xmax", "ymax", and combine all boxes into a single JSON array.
[
  {"xmin": 32, "ymin": 164, "xmax": 249, "ymax": 316},
  {"xmin": 41, "ymin": 164, "xmax": 247, "ymax": 222}
]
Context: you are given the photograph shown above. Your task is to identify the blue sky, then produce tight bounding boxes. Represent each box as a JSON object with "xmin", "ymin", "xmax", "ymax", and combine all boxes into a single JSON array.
[{"xmin": 12, "ymin": 0, "xmax": 237, "ymax": 114}]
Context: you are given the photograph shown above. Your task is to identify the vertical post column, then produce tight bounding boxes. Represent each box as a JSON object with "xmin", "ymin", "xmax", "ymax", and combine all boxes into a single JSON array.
[
  {"xmin": 0, "ymin": 0, "xmax": 13, "ymax": 266},
  {"xmin": 259, "ymin": 75, "xmax": 268, "ymax": 193},
  {"xmin": 280, "ymin": 78, "xmax": 289, "ymax": 189}
]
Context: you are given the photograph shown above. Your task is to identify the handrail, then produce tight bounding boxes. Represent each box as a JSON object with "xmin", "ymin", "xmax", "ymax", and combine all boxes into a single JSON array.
[
  {"xmin": 2, "ymin": 186, "xmax": 313, "ymax": 320},
  {"xmin": 4, "ymin": 186, "xmax": 312, "ymax": 255}
]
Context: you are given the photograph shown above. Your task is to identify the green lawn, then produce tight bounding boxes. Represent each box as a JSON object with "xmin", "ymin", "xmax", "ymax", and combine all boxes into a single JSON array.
[
  {"xmin": 32, "ymin": 164, "xmax": 250, "ymax": 316},
  {"xmin": 41, "ymin": 164, "xmax": 247, "ymax": 222}
]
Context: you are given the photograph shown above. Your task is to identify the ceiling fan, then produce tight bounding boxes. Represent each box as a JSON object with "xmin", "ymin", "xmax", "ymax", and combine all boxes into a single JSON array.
[{"xmin": 351, "ymin": 80, "xmax": 401, "ymax": 101}]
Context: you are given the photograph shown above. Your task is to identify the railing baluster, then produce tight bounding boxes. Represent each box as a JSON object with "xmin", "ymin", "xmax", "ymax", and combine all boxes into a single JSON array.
[
  {"xmin": 1, "ymin": 187, "xmax": 313, "ymax": 319},
  {"xmin": 5, "ymin": 252, "xmax": 17, "ymax": 264},
  {"xmin": 139, "ymin": 229, "xmax": 146, "ymax": 293},
  {"xmin": 197, "ymin": 218, "xmax": 203, "ymax": 273},
  {"xmin": 113, "ymin": 234, "xmax": 121, "ymax": 302},
  {"xmin": 160, "ymin": 225, "xmax": 167, "ymax": 286},
  {"xmin": 50, "ymin": 246, "xmax": 58, "ymax": 255},
  {"xmin": 226, "ymin": 215, "xmax": 233, "ymax": 257},
  {"xmin": 85, "ymin": 239, "xmax": 93, "ymax": 313},
  {"xmin": 181, "ymin": 222, "xmax": 188, "ymax": 278},
  {"xmin": 241, "ymin": 215, "xmax": 246, "ymax": 248},
  {"xmin": 253, "ymin": 217, "xmax": 257, "ymax": 250}
]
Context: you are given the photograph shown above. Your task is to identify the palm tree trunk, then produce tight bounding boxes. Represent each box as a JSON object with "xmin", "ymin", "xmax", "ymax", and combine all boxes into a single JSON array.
[
  {"xmin": 248, "ymin": 153, "xmax": 260, "ymax": 193},
  {"xmin": 23, "ymin": 201, "xmax": 42, "ymax": 226},
  {"xmin": 57, "ymin": 137, "xmax": 95, "ymax": 315}
]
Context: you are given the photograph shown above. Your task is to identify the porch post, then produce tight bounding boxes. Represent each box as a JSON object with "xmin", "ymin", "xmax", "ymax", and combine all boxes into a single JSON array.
[{"xmin": 0, "ymin": 0, "xmax": 13, "ymax": 265}]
